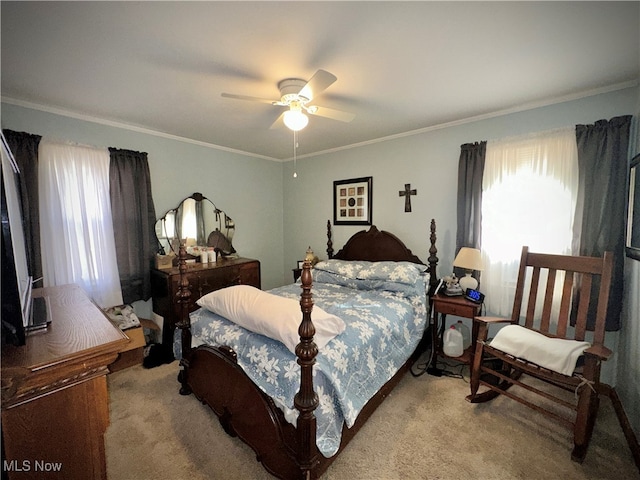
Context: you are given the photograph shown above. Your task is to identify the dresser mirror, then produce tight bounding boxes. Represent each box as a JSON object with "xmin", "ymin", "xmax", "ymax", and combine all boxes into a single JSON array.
[{"xmin": 155, "ymin": 192, "xmax": 236, "ymax": 257}]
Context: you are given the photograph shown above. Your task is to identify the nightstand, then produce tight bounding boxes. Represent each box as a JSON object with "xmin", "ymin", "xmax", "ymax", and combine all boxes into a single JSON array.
[{"xmin": 431, "ymin": 293, "xmax": 482, "ymax": 365}]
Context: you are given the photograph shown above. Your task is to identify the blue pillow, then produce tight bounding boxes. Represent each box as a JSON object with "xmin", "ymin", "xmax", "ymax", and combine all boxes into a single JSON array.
[
  {"xmin": 314, "ymin": 259, "xmax": 426, "ymax": 285},
  {"xmin": 312, "ymin": 261, "xmax": 428, "ymax": 296}
]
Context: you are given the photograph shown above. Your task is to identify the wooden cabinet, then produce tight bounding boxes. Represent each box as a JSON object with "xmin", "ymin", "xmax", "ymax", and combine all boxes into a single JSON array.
[
  {"xmin": 1, "ymin": 284, "xmax": 128, "ymax": 480},
  {"xmin": 151, "ymin": 257, "xmax": 261, "ymax": 353}
]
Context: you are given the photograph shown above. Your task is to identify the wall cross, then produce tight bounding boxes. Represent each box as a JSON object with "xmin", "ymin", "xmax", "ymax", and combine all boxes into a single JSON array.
[{"xmin": 399, "ymin": 183, "xmax": 417, "ymax": 212}]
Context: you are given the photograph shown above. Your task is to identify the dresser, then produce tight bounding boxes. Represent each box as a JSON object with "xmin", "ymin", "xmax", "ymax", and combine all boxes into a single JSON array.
[
  {"xmin": 150, "ymin": 257, "xmax": 261, "ymax": 354},
  {"xmin": 1, "ymin": 284, "xmax": 128, "ymax": 480}
]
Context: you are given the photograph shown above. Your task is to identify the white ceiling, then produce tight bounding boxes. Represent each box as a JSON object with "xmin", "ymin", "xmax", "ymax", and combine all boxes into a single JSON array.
[{"xmin": 2, "ymin": 2, "xmax": 638, "ymax": 161}]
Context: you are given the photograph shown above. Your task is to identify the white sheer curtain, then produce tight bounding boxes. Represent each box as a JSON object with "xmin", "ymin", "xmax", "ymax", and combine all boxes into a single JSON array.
[
  {"xmin": 481, "ymin": 127, "xmax": 578, "ymax": 318},
  {"xmin": 39, "ymin": 139, "xmax": 123, "ymax": 308}
]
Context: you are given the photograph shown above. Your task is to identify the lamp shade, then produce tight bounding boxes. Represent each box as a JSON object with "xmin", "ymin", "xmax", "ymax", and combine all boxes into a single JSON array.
[
  {"xmin": 453, "ymin": 247, "xmax": 482, "ymax": 291},
  {"xmin": 453, "ymin": 247, "xmax": 483, "ymax": 271}
]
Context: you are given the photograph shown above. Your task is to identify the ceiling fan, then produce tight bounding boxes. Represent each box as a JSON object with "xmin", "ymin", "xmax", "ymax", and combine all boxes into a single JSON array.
[{"xmin": 221, "ymin": 69, "xmax": 355, "ymax": 131}]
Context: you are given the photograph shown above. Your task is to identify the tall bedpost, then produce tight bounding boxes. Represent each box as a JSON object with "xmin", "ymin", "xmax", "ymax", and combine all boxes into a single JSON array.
[
  {"xmin": 176, "ymin": 240, "xmax": 193, "ymax": 395},
  {"xmin": 326, "ymin": 219, "xmax": 334, "ymax": 259},
  {"xmin": 294, "ymin": 260, "xmax": 319, "ymax": 475},
  {"xmin": 428, "ymin": 219, "xmax": 439, "ymax": 291}
]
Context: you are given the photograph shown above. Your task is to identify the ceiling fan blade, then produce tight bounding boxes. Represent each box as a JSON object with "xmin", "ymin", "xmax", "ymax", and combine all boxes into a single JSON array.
[
  {"xmin": 308, "ymin": 106, "xmax": 355, "ymax": 123},
  {"xmin": 298, "ymin": 69, "xmax": 337, "ymax": 102},
  {"xmin": 269, "ymin": 112, "xmax": 286, "ymax": 130},
  {"xmin": 221, "ymin": 92, "xmax": 277, "ymax": 105}
]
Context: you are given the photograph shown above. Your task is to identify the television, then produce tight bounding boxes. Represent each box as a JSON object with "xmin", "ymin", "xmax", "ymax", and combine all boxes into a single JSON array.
[{"xmin": 1, "ymin": 132, "xmax": 32, "ymax": 346}]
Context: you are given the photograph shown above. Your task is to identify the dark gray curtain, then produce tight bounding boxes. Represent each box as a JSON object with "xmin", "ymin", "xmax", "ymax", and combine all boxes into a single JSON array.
[
  {"xmin": 109, "ymin": 148, "xmax": 157, "ymax": 304},
  {"xmin": 2, "ymin": 129, "xmax": 43, "ymax": 288},
  {"xmin": 455, "ymin": 141, "xmax": 486, "ymax": 278},
  {"xmin": 574, "ymin": 115, "xmax": 632, "ymax": 331}
]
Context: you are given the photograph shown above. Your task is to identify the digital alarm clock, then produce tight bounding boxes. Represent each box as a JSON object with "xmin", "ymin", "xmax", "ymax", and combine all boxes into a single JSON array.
[{"xmin": 464, "ymin": 288, "xmax": 485, "ymax": 304}]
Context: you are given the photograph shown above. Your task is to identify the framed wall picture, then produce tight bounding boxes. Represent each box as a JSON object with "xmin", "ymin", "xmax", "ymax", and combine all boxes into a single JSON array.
[
  {"xmin": 626, "ymin": 153, "xmax": 640, "ymax": 260},
  {"xmin": 333, "ymin": 176, "xmax": 372, "ymax": 225}
]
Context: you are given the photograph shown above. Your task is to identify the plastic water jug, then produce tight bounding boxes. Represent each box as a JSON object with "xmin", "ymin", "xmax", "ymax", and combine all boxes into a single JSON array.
[
  {"xmin": 443, "ymin": 325, "xmax": 464, "ymax": 357},
  {"xmin": 453, "ymin": 320, "xmax": 471, "ymax": 349}
]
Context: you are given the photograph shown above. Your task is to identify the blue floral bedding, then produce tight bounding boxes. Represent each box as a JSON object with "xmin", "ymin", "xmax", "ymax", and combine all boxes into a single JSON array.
[{"xmin": 175, "ymin": 260, "xmax": 429, "ymax": 457}]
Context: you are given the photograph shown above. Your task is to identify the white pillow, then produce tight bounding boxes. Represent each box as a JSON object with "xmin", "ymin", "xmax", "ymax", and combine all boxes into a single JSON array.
[{"xmin": 197, "ymin": 285, "xmax": 346, "ymax": 354}]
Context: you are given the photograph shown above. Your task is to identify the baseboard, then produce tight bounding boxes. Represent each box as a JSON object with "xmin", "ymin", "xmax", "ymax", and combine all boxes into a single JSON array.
[{"xmin": 600, "ymin": 383, "xmax": 640, "ymax": 473}]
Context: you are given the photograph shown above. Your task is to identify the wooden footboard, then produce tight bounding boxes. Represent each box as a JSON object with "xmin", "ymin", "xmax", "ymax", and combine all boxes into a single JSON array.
[
  {"xmin": 183, "ymin": 345, "xmax": 307, "ymax": 478},
  {"xmin": 176, "ymin": 220, "xmax": 438, "ymax": 480},
  {"xmin": 182, "ymin": 329, "xmax": 425, "ymax": 480},
  {"xmin": 177, "ymin": 250, "xmax": 322, "ymax": 479}
]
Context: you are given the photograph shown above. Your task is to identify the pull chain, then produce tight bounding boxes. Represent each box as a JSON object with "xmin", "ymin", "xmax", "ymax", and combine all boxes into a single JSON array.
[{"xmin": 293, "ymin": 130, "xmax": 298, "ymax": 178}]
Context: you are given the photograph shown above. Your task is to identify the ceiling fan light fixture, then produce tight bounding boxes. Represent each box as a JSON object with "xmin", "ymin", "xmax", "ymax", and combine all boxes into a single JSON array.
[
  {"xmin": 283, "ymin": 108, "xmax": 309, "ymax": 131},
  {"xmin": 222, "ymin": 70, "xmax": 354, "ymax": 131}
]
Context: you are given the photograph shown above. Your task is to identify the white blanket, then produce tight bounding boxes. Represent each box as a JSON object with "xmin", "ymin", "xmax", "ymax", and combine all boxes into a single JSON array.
[{"xmin": 489, "ymin": 325, "xmax": 590, "ymax": 376}]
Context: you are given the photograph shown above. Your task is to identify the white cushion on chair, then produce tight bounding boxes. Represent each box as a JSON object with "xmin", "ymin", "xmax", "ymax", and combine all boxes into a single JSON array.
[{"xmin": 489, "ymin": 325, "xmax": 591, "ymax": 376}]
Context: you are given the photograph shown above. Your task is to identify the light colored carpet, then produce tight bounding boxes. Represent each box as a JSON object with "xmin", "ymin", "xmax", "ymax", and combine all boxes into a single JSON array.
[{"xmin": 105, "ymin": 360, "xmax": 638, "ymax": 479}]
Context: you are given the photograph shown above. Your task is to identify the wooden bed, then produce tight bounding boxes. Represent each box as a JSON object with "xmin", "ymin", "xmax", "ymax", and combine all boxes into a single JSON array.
[{"xmin": 176, "ymin": 219, "xmax": 438, "ymax": 480}]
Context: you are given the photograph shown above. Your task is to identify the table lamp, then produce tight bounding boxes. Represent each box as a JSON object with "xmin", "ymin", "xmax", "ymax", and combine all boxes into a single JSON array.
[{"xmin": 453, "ymin": 247, "xmax": 483, "ymax": 291}]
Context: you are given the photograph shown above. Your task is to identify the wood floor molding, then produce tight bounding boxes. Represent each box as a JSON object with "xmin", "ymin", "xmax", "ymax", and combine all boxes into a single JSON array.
[{"xmin": 599, "ymin": 383, "xmax": 640, "ymax": 473}]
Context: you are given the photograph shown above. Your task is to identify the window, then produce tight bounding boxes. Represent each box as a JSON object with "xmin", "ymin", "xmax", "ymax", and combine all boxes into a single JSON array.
[
  {"xmin": 39, "ymin": 140, "xmax": 123, "ymax": 308},
  {"xmin": 481, "ymin": 128, "xmax": 578, "ymax": 317}
]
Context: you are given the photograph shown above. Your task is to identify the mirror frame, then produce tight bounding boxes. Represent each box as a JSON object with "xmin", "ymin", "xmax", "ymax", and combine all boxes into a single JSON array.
[
  {"xmin": 155, "ymin": 192, "xmax": 236, "ymax": 257},
  {"xmin": 626, "ymin": 153, "xmax": 640, "ymax": 261}
]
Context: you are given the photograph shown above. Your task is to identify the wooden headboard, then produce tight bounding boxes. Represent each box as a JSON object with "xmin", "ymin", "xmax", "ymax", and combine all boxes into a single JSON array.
[{"xmin": 325, "ymin": 219, "xmax": 439, "ymax": 290}]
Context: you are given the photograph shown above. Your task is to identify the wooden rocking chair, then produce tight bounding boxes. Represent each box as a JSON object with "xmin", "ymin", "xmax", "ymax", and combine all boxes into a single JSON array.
[{"xmin": 466, "ymin": 246, "xmax": 614, "ymax": 463}]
